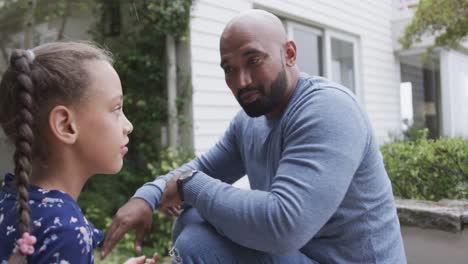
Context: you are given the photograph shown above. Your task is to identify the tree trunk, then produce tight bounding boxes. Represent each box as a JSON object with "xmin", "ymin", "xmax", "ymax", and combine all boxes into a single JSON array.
[
  {"xmin": 166, "ymin": 34, "xmax": 179, "ymax": 147},
  {"xmin": 57, "ymin": 0, "xmax": 72, "ymax": 40},
  {"xmin": 23, "ymin": 0, "xmax": 37, "ymax": 48}
]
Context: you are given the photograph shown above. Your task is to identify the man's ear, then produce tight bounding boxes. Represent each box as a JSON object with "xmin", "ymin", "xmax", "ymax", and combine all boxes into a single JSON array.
[
  {"xmin": 285, "ymin": 40, "xmax": 297, "ymax": 67},
  {"xmin": 48, "ymin": 105, "xmax": 78, "ymax": 145}
]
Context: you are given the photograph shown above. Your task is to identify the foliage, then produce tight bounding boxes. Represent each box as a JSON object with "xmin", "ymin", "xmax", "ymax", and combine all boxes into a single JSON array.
[
  {"xmin": 402, "ymin": 123, "xmax": 428, "ymax": 141},
  {"xmin": 79, "ymin": 148, "xmax": 195, "ymax": 256},
  {"xmin": 381, "ymin": 129, "xmax": 468, "ymax": 201},
  {"xmin": 0, "ymin": 0, "xmax": 95, "ymax": 66},
  {"xmin": 399, "ymin": 0, "xmax": 468, "ymax": 50},
  {"xmin": 78, "ymin": 0, "xmax": 194, "ymax": 256},
  {"xmin": 0, "ymin": 0, "xmax": 195, "ymax": 256}
]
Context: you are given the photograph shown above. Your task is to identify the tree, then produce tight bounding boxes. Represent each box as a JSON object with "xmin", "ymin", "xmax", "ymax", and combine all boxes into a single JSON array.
[
  {"xmin": 0, "ymin": 0, "xmax": 93, "ymax": 72},
  {"xmin": 399, "ymin": 0, "xmax": 468, "ymax": 50}
]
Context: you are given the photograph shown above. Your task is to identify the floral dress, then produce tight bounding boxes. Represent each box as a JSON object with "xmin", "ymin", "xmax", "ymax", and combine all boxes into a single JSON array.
[{"xmin": 0, "ymin": 173, "xmax": 103, "ymax": 264}]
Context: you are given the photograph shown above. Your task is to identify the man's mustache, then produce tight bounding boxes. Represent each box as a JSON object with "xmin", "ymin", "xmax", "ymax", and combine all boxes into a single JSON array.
[{"xmin": 237, "ymin": 86, "xmax": 264, "ymax": 99}]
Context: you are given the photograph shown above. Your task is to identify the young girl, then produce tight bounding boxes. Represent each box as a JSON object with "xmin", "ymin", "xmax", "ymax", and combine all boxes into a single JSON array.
[{"xmin": 0, "ymin": 42, "xmax": 156, "ymax": 264}]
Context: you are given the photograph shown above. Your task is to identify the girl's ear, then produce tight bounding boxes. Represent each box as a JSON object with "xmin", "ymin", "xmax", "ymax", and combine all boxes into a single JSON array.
[{"xmin": 48, "ymin": 105, "xmax": 78, "ymax": 144}]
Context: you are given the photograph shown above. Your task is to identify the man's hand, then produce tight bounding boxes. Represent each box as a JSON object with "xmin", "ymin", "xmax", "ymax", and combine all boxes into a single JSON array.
[
  {"xmin": 101, "ymin": 198, "xmax": 153, "ymax": 259},
  {"xmin": 159, "ymin": 175, "xmax": 182, "ymax": 216}
]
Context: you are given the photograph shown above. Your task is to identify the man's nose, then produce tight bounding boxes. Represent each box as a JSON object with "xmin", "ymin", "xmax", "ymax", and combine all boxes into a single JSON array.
[{"xmin": 238, "ymin": 69, "xmax": 252, "ymax": 89}]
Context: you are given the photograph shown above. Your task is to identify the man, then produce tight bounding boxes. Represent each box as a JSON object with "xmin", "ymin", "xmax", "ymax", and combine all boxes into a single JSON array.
[{"xmin": 102, "ymin": 9, "xmax": 407, "ymax": 263}]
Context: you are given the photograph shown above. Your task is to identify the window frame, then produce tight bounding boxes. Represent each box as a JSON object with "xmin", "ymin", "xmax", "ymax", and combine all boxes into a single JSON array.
[
  {"xmin": 325, "ymin": 30, "xmax": 361, "ymax": 99},
  {"xmin": 283, "ymin": 19, "xmax": 362, "ymax": 101}
]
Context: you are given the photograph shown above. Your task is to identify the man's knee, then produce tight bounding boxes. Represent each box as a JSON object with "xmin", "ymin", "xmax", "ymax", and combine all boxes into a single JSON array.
[
  {"xmin": 172, "ymin": 223, "xmax": 318, "ymax": 264},
  {"xmin": 172, "ymin": 207, "xmax": 205, "ymax": 242},
  {"xmin": 172, "ymin": 223, "xmax": 230, "ymax": 263}
]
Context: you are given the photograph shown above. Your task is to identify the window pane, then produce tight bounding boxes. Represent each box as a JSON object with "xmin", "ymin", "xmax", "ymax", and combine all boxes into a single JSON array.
[
  {"xmin": 292, "ymin": 27, "xmax": 323, "ymax": 76},
  {"xmin": 400, "ymin": 55, "xmax": 441, "ymax": 138},
  {"xmin": 331, "ymin": 38, "xmax": 355, "ymax": 91}
]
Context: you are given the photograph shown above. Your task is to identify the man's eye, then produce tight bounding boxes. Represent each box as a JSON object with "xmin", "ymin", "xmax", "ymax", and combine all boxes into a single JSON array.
[
  {"xmin": 248, "ymin": 57, "xmax": 260, "ymax": 64},
  {"xmin": 224, "ymin": 67, "xmax": 233, "ymax": 74},
  {"xmin": 114, "ymin": 105, "xmax": 123, "ymax": 112}
]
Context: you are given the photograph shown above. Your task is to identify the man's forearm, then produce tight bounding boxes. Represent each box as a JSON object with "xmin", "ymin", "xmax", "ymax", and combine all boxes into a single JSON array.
[{"xmin": 132, "ymin": 162, "xmax": 198, "ymax": 210}]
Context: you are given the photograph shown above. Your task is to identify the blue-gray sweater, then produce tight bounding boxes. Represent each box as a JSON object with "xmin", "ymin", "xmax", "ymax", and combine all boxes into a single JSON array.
[{"xmin": 134, "ymin": 74, "xmax": 407, "ymax": 263}]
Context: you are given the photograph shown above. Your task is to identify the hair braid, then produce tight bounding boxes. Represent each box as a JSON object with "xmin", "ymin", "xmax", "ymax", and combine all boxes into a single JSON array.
[{"xmin": 9, "ymin": 50, "xmax": 36, "ymax": 263}]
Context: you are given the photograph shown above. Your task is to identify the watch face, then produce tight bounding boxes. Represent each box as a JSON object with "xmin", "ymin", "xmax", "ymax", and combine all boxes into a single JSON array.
[{"xmin": 179, "ymin": 170, "xmax": 194, "ymax": 180}]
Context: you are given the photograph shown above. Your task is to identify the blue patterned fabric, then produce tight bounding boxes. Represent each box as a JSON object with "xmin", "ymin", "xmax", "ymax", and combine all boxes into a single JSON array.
[{"xmin": 0, "ymin": 173, "xmax": 103, "ymax": 264}]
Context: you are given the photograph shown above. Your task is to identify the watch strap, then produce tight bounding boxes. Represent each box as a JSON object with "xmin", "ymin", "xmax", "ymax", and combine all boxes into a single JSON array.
[{"xmin": 176, "ymin": 170, "xmax": 197, "ymax": 202}]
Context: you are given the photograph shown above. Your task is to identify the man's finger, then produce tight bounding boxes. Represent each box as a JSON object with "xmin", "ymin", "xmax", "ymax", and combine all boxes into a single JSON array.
[
  {"xmin": 168, "ymin": 207, "xmax": 180, "ymax": 217},
  {"xmin": 101, "ymin": 223, "xmax": 127, "ymax": 259},
  {"xmin": 160, "ymin": 207, "xmax": 171, "ymax": 217},
  {"xmin": 101, "ymin": 221, "xmax": 118, "ymax": 259},
  {"xmin": 134, "ymin": 226, "xmax": 146, "ymax": 253}
]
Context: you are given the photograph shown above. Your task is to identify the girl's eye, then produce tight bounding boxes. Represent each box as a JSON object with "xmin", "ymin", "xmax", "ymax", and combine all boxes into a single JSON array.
[{"xmin": 114, "ymin": 105, "xmax": 123, "ymax": 112}]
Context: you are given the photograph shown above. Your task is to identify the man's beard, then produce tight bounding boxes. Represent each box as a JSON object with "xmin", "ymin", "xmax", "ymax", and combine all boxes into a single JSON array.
[{"xmin": 237, "ymin": 68, "xmax": 288, "ymax": 118}]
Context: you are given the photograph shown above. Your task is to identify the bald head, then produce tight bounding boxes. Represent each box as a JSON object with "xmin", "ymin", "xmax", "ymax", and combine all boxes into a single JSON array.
[
  {"xmin": 218, "ymin": 10, "xmax": 300, "ymax": 118},
  {"xmin": 221, "ymin": 9, "xmax": 287, "ymax": 50}
]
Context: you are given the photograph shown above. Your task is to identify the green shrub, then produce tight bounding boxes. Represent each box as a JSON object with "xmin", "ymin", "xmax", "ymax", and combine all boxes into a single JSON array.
[{"xmin": 381, "ymin": 129, "xmax": 468, "ymax": 201}]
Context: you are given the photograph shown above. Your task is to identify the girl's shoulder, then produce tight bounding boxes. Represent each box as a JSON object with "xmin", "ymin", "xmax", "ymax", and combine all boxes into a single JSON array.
[{"xmin": 27, "ymin": 189, "xmax": 104, "ymax": 262}]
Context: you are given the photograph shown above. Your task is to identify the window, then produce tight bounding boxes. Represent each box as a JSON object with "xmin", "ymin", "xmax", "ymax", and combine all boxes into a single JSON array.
[
  {"xmin": 331, "ymin": 37, "xmax": 355, "ymax": 92},
  {"xmin": 400, "ymin": 54, "xmax": 441, "ymax": 138},
  {"xmin": 286, "ymin": 22, "xmax": 323, "ymax": 76},
  {"xmin": 284, "ymin": 20, "xmax": 360, "ymax": 95}
]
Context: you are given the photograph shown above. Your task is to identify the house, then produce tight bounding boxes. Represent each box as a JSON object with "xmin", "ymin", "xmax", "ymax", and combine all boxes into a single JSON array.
[
  {"xmin": 1, "ymin": 1, "xmax": 467, "ymax": 262},
  {"xmin": 392, "ymin": 0, "xmax": 468, "ymax": 139},
  {"xmin": 1, "ymin": 0, "xmax": 467, "ymax": 171},
  {"xmin": 189, "ymin": 0, "xmax": 468, "ymax": 157},
  {"xmin": 190, "ymin": 0, "xmax": 401, "ymax": 155}
]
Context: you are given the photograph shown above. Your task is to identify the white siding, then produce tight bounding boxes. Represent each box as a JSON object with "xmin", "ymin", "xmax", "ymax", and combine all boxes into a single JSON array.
[
  {"xmin": 190, "ymin": 0, "xmax": 251, "ymax": 154},
  {"xmin": 190, "ymin": 0, "xmax": 401, "ymax": 154}
]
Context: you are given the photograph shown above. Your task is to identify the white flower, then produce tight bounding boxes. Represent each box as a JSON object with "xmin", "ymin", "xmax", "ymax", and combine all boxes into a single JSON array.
[
  {"xmin": 34, "ymin": 218, "xmax": 43, "ymax": 227},
  {"xmin": 75, "ymin": 226, "xmax": 92, "ymax": 254},
  {"xmin": 6, "ymin": 225, "xmax": 15, "ymax": 235},
  {"xmin": 70, "ymin": 217, "xmax": 78, "ymax": 224},
  {"xmin": 38, "ymin": 188, "xmax": 50, "ymax": 194},
  {"xmin": 39, "ymin": 244, "xmax": 47, "ymax": 252}
]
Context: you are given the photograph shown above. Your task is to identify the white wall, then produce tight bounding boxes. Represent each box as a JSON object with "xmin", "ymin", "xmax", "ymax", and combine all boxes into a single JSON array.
[
  {"xmin": 190, "ymin": 0, "xmax": 401, "ymax": 154},
  {"xmin": 190, "ymin": 0, "xmax": 250, "ymax": 154},
  {"xmin": 440, "ymin": 49, "xmax": 468, "ymax": 139}
]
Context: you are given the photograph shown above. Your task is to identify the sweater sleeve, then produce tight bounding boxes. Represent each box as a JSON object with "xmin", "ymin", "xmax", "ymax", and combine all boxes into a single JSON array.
[
  {"xmin": 182, "ymin": 88, "xmax": 369, "ymax": 254},
  {"xmin": 133, "ymin": 113, "xmax": 246, "ymax": 210}
]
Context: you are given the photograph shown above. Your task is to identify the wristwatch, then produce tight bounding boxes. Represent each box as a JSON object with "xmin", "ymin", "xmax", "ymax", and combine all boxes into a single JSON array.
[{"xmin": 176, "ymin": 169, "xmax": 198, "ymax": 202}]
